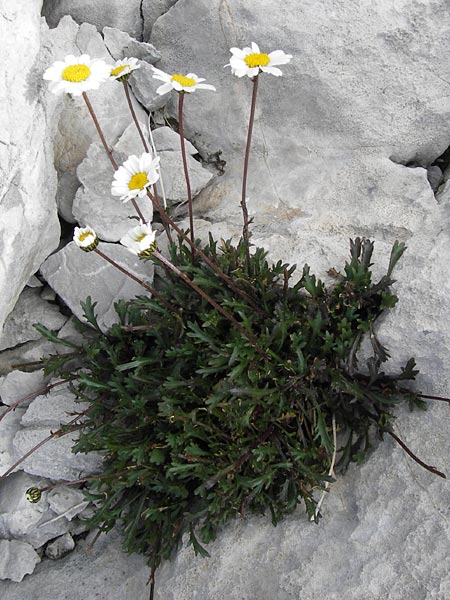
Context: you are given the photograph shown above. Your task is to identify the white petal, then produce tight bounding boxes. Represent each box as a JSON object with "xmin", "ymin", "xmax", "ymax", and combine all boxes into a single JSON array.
[
  {"xmin": 196, "ymin": 83, "xmax": 216, "ymax": 91},
  {"xmin": 260, "ymin": 66, "xmax": 283, "ymax": 76},
  {"xmin": 156, "ymin": 82, "xmax": 173, "ymax": 95},
  {"xmin": 251, "ymin": 42, "xmax": 260, "ymax": 53},
  {"xmin": 229, "ymin": 48, "xmax": 246, "ymax": 58},
  {"xmin": 268, "ymin": 50, "xmax": 292, "ymax": 66}
]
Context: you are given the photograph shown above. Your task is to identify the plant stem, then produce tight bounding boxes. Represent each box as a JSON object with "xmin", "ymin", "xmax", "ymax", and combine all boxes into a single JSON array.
[
  {"xmin": 148, "ymin": 533, "xmax": 161, "ymax": 600},
  {"xmin": 82, "ymin": 91, "xmax": 146, "ymax": 223},
  {"xmin": 153, "ymin": 250, "xmax": 269, "ymax": 359},
  {"xmin": 0, "ymin": 376, "xmax": 79, "ymax": 423},
  {"xmin": 241, "ymin": 74, "xmax": 259, "ymax": 273},
  {"xmin": 177, "ymin": 92, "xmax": 195, "ymax": 264},
  {"xmin": 0, "ymin": 407, "xmax": 91, "ymax": 481},
  {"xmin": 146, "ymin": 189, "xmax": 266, "ymax": 317},
  {"xmin": 123, "ymin": 80, "xmax": 149, "ymax": 152},
  {"xmin": 94, "ymin": 248, "xmax": 177, "ymax": 314},
  {"xmin": 387, "ymin": 429, "xmax": 446, "ymax": 478}
]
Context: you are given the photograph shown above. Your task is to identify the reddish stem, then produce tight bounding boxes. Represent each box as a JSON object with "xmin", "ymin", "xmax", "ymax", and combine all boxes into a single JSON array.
[
  {"xmin": 123, "ymin": 80, "xmax": 150, "ymax": 152},
  {"xmin": 241, "ymin": 74, "xmax": 259, "ymax": 273},
  {"xmin": 387, "ymin": 430, "xmax": 446, "ymax": 479},
  {"xmin": 177, "ymin": 93, "xmax": 195, "ymax": 264}
]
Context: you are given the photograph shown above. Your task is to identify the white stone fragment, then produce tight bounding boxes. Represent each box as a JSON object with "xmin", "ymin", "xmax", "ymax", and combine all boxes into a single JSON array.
[
  {"xmin": 13, "ymin": 427, "xmax": 103, "ymax": 481},
  {"xmin": 0, "ymin": 370, "xmax": 49, "ymax": 408},
  {"xmin": 47, "ymin": 487, "xmax": 89, "ymax": 521},
  {"xmin": 45, "ymin": 533, "xmax": 75, "ymax": 560},
  {"xmin": 21, "ymin": 384, "xmax": 89, "ymax": 429},
  {"xmin": 152, "ymin": 126, "xmax": 198, "ymax": 156},
  {"xmin": 0, "ymin": 409, "xmax": 25, "ymax": 474},
  {"xmin": 102, "ymin": 27, "xmax": 161, "ymax": 63},
  {"xmin": 0, "ymin": 540, "xmax": 40, "ymax": 582},
  {"xmin": 0, "ymin": 279, "xmax": 67, "ymax": 352}
]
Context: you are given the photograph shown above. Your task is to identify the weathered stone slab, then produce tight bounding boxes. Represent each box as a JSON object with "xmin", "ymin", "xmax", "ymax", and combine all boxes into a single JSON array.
[
  {"xmin": 42, "ymin": 0, "xmax": 144, "ymax": 39},
  {"xmin": 0, "ymin": 370, "xmax": 49, "ymax": 408},
  {"xmin": 0, "ymin": 540, "xmax": 40, "ymax": 583},
  {"xmin": 40, "ymin": 241, "xmax": 155, "ymax": 332},
  {"xmin": 103, "ymin": 27, "xmax": 161, "ymax": 63}
]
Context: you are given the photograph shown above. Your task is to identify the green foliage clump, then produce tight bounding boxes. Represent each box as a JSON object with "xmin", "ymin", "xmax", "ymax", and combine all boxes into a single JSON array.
[{"xmin": 53, "ymin": 236, "xmax": 423, "ymax": 568}]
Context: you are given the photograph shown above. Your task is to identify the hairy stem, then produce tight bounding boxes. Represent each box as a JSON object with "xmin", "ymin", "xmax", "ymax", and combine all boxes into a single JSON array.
[
  {"xmin": 177, "ymin": 93, "xmax": 195, "ymax": 264},
  {"xmin": 241, "ymin": 74, "xmax": 259, "ymax": 273},
  {"xmin": 82, "ymin": 91, "xmax": 146, "ymax": 223}
]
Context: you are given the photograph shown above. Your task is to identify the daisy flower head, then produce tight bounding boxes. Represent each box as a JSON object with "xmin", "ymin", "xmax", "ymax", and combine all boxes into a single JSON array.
[
  {"xmin": 43, "ymin": 54, "xmax": 111, "ymax": 96},
  {"xmin": 73, "ymin": 226, "xmax": 99, "ymax": 252},
  {"xmin": 110, "ymin": 57, "xmax": 140, "ymax": 81},
  {"xmin": 151, "ymin": 67, "xmax": 216, "ymax": 95},
  {"xmin": 111, "ymin": 153, "xmax": 160, "ymax": 202},
  {"xmin": 120, "ymin": 222, "xmax": 157, "ymax": 258},
  {"xmin": 226, "ymin": 42, "xmax": 292, "ymax": 78}
]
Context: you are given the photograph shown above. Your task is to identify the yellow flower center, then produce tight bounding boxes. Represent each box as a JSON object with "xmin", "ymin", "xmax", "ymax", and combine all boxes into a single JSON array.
[
  {"xmin": 171, "ymin": 74, "xmax": 196, "ymax": 87},
  {"xmin": 244, "ymin": 53, "xmax": 270, "ymax": 68},
  {"xmin": 78, "ymin": 231, "xmax": 93, "ymax": 242},
  {"xmin": 62, "ymin": 64, "xmax": 91, "ymax": 82},
  {"xmin": 135, "ymin": 233, "xmax": 148, "ymax": 243},
  {"xmin": 128, "ymin": 172, "xmax": 149, "ymax": 190},
  {"xmin": 111, "ymin": 64, "xmax": 128, "ymax": 77}
]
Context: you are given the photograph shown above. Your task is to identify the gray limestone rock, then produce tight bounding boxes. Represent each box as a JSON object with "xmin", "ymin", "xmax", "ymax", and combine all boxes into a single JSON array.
[
  {"xmin": 21, "ymin": 384, "xmax": 90, "ymax": 429},
  {"xmin": 129, "ymin": 62, "xmax": 169, "ymax": 112},
  {"xmin": 0, "ymin": 409, "xmax": 25, "ymax": 474},
  {"xmin": 426, "ymin": 165, "xmax": 443, "ymax": 193},
  {"xmin": 42, "ymin": 0, "xmax": 144, "ymax": 39},
  {"xmin": 0, "ymin": 540, "xmax": 40, "ymax": 582},
  {"xmin": 152, "ymin": 0, "xmax": 450, "ymax": 166},
  {"xmin": 39, "ymin": 241, "xmax": 155, "ymax": 332},
  {"xmin": 158, "ymin": 151, "xmax": 214, "ymax": 206},
  {"xmin": 47, "ymin": 487, "xmax": 89, "ymax": 521},
  {"xmin": 142, "ymin": 0, "xmax": 178, "ymax": 41},
  {"xmin": 152, "ymin": 126, "xmax": 197, "ymax": 156},
  {"xmin": 0, "ymin": 2, "xmax": 60, "ymax": 335},
  {"xmin": 102, "ymin": 27, "xmax": 161, "ymax": 63},
  {"xmin": 72, "ymin": 144, "xmax": 153, "ymax": 242},
  {"xmin": 0, "ymin": 370, "xmax": 49, "ymax": 408},
  {"xmin": 13, "ymin": 427, "xmax": 103, "ymax": 481},
  {"xmin": 45, "ymin": 533, "xmax": 75, "ymax": 560},
  {"xmin": 0, "ymin": 288, "xmax": 67, "ymax": 352}
]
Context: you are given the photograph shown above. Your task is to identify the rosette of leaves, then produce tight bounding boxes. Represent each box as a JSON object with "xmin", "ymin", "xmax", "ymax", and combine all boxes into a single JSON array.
[{"xmin": 46, "ymin": 236, "xmax": 425, "ymax": 571}]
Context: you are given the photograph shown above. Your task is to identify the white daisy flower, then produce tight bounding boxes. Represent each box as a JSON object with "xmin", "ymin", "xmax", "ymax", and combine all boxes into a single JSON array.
[
  {"xmin": 151, "ymin": 67, "xmax": 216, "ymax": 95},
  {"xmin": 226, "ymin": 42, "xmax": 292, "ymax": 78},
  {"xmin": 120, "ymin": 223, "xmax": 157, "ymax": 258},
  {"xmin": 110, "ymin": 57, "xmax": 140, "ymax": 81},
  {"xmin": 111, "ymin": 153, "xmax": 160, "ymax": 202},
  {"xmin": 43, "ymin": 54, "xmax": 111, "ymax": 96},
  {"xmin": 73, "ymin": 226, "xmax": 99, "ymax": 252}
]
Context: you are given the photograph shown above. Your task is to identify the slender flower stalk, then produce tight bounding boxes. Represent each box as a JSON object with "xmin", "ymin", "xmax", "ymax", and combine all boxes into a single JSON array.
[
  {"xmin": 81, "ymin": 91, "xmax": 146, "ymax": 223},
  {"xmin": 122, "ymin": 80, "xmax": 149, "ymax": 153},
  {"xmin": 0, "ymin": 377, "xmax": 79, "ymax": 424},
  {"xmin": 153, "ymin": 249, "xmax": 269, "ymax": 359},
  {"xmin": 93, "ymin": 248, "xmax": 177, "ymax": 314},
  {"xmin": 0, "ymin": 407, "xmax": 91, "ymax": 481},
  {"xmin": 177, "ymin": 92, "xmax": 195, "ymax": 263},
  {"xmin": 241, "ymin": 73, "xmax": 259, "ymax": 272}
]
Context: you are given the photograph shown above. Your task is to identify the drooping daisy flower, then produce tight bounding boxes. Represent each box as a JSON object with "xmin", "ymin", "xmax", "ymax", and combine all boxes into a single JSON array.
[
  {"xmin": 110, "ymin": 57, "xmax": 140, "ymax": 81},
  {"xmin": 226, "ymin": 42, "xmax": 292, "ymax": 78},
  {"xmin": 120, "ymin": 223, "xmax": 157, "ymax": 258},
  {"xmin": 151, "ymin": 67, "xmax": 216, "ymax": 95},
  {"xmin": 111, "ymin": 153, "xmax": 160, "ymax": 202},
  {"xmin": 73, "ymin": 226, "xmax": 99, "ymax": 252},
  {"xmin": 43, "ymin": 54, "xmax": 111, "ymax": 96}
]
